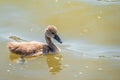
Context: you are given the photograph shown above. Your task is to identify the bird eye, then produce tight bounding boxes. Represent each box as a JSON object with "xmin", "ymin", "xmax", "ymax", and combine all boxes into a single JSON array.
[{"xmin": 51, "ymin": 32, "xmax": 54, "ymax": 34}]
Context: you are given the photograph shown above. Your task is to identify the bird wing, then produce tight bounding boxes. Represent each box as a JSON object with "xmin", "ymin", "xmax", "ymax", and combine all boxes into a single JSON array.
[{"xmin": 8, "ymin": 42, "xmax": 43, "ymax": 56}]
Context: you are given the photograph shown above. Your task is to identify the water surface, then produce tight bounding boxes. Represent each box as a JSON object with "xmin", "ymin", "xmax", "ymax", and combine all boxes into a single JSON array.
[{"xmin": 0, "ymin": 0, "xmax": 120, "ymax": 80}]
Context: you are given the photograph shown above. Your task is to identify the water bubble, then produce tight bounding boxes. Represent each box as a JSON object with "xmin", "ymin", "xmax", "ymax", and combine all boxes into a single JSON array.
[
  {"xmin": 49, "ymin": 67, "xmax": 53, "ymax": 70},
  {"xmin": 97, "ymin": 16, "xmax": 102, "ymax": 19},
  {"xmin": 98, "ymin": 68, "xmax": 103, "ymax": 70},
  {"xmin": 8, "ymin": 64, "xmax": 12, "ymax": 66},
  {"xmin": 85, "ymin": 66, "xmax": 88, "ymax": 68},
  {"xmin": 63, "ymin": 64, "xmax": 70, "ymax": 68},
  {"xmin": 55, "ymin": 0, "xmax": 58, "ymax": 2},
  {"xmin": 61, "ymin": 58, "xmax": 63, "ymax": 60},
  {"xmin": 7, "ymin": 69, "xmax": 10, "ymax": 72},
  {"xmin": 79, "ymin": 72, "xmax": 83, "ymax": 75},
  {"xmin": 54, "ymin": 56, "xmax": 60, "ymax": 60}
]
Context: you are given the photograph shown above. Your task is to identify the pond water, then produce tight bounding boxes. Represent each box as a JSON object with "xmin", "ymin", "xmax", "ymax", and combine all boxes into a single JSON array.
[{"xmin": 0, "ymin": 0, "xmax": 120, "ymax": 80}]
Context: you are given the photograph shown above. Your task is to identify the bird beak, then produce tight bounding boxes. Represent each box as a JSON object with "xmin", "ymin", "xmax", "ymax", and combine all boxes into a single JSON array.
[{"xmin": 54, "ymin": 34, "xmax": 62, "ymax": 44}]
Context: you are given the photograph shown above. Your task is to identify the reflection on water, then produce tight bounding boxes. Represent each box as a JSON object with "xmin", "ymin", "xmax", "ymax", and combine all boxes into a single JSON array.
[
  {"xmin": 9, "ymin": 53, "xmax": 43, "ymax": 63},
  {"xmin": 9, "ymin": 53, "xmax": 21, "ymax": 62},
  {"xmin": 9, "ymin": 36, "xmax": 27, "ymax": 42},
  {"xmin": 45, "ymin": 54, "xmax": 63, "ymax": 75},
  {"xmin": 9, "ymin": 53, "xmax": 63, "ymax": 74}
]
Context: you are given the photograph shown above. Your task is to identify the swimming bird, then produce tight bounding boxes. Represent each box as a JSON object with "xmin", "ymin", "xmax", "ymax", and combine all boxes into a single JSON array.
[{"xmin": 8, "ymin": 25, "xmax": 62, "ymax": 58}]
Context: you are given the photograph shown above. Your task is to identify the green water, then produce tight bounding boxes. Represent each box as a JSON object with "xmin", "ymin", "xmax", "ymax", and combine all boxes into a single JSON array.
[{"xmin": 0, "ymin": 0, "xmax": 120, "ymax": 80}]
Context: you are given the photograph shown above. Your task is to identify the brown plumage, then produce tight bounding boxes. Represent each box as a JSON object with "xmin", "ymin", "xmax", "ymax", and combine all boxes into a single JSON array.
[{"xmin": 8, "ymin": 25, "xmax": 62, "ymax": 58}]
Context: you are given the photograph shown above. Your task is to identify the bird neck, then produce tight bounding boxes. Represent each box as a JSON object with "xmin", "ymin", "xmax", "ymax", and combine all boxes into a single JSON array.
[{"xmin": 45, "ymin": 35, "xmax": 58, "ymax": 52}]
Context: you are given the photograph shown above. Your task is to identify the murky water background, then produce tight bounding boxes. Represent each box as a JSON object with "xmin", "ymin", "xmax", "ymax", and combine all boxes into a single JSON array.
[{"xmin": 0, "ymin": 0, "xmax": 120, "ymax": 80}]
